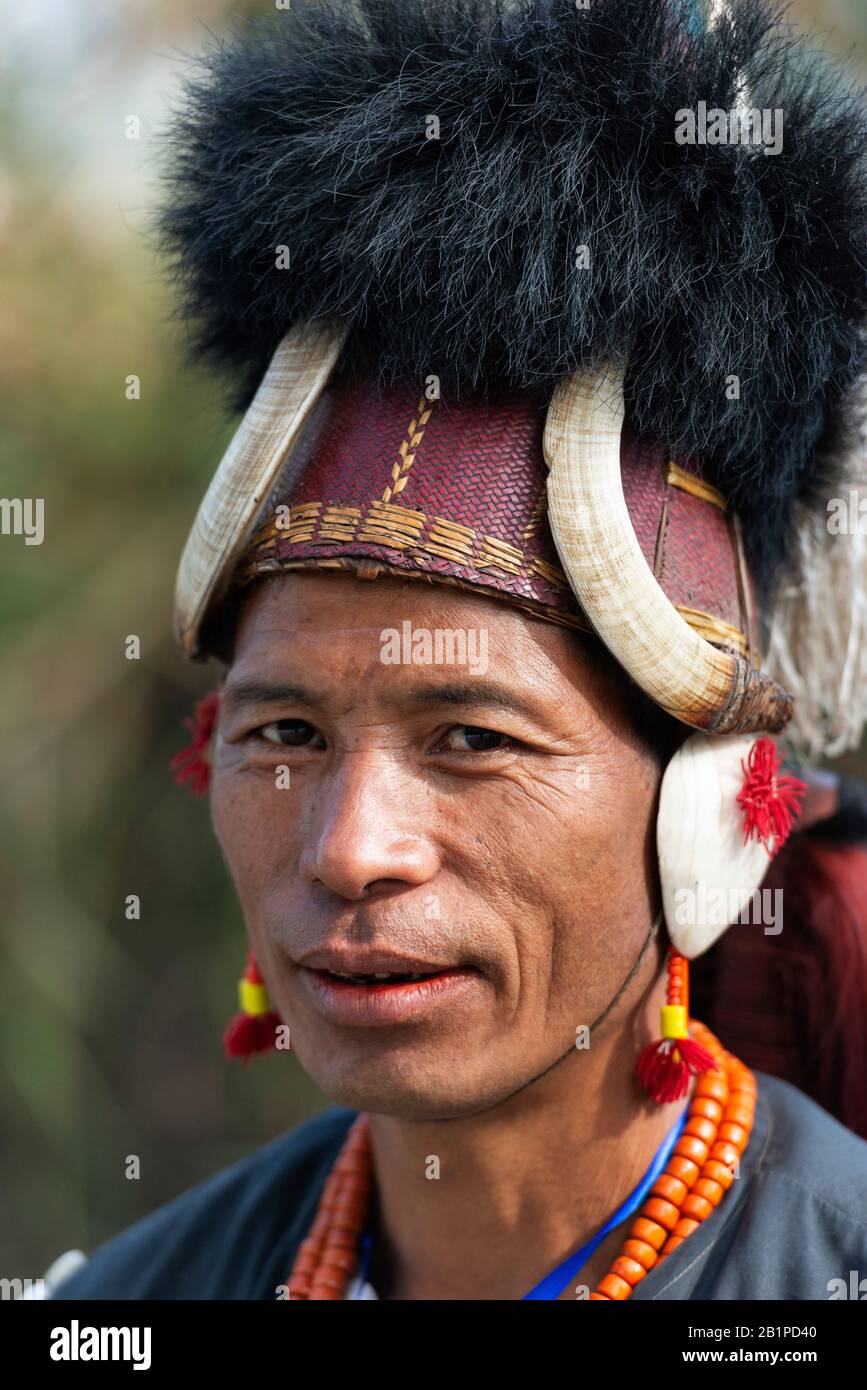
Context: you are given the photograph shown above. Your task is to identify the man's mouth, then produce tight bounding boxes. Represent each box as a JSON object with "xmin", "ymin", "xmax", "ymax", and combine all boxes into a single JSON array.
[
  {"xmin": 299, "ymin": 960, "xmax": 485, "ymax": 1025},
  {"xmin": 313, "ymin": 966, "xmax": 466, "ymax": 989}
]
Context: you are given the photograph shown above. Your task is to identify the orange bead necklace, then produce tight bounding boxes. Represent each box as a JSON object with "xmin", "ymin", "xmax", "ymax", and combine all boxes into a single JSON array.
[{"xmin": 286, "ymin": 1019, "xmax": 754, "ymax": 1301}]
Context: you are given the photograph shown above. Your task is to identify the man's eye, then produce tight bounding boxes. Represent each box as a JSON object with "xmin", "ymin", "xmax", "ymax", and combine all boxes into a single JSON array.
[
  {"xmin": 257, "ymin": 719, "xmax": 320, "ymax": 747},
  {"xmin": 439, "ymin": 726, "xmax": 510, "ymax": 753}
]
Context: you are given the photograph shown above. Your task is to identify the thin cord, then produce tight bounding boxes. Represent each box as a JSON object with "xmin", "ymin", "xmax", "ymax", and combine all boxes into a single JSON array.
[{"xmin": 587, "ymin": 910, "xmax": 662, "ymax": 1037}]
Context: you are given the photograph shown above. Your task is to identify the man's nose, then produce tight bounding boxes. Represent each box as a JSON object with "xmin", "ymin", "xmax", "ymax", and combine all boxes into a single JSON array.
[{"xmin": 298, "ymin": 751, "xmax": 440, "ymax": 901}]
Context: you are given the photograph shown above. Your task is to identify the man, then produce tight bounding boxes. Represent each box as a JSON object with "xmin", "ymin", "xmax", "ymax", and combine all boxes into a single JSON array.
[{"xmin": 51, "ymin": 0, "xmax": 867, "ymax": 1299}]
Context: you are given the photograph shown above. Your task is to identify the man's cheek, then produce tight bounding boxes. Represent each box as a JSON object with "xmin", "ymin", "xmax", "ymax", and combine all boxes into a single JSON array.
[
  {"xmin": 212, "ymin": 784, "xmax": 288, "ymax": 891},
  {"xmin": 210, "ymin": 782, "xmax": 250, "ymax": 869}
]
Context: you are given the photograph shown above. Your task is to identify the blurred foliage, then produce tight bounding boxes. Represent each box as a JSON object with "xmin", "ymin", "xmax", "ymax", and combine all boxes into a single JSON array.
[{"xmin": 0, "ymin": 0, "xmax": 865, "ymax": 1280}]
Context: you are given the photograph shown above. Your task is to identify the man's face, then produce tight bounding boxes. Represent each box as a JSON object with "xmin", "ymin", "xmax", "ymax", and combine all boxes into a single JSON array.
[{"xmin": 212, "ymin": 572, "xmax": 663, "ymax": 1119}]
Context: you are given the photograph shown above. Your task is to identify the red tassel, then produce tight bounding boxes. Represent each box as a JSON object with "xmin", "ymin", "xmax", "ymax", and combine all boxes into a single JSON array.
[
  {"xmin": 223, "ymin": 1009, "xmax": 283, "ymax": 1067},
  {"xmin": 170, "ymin": 690, "xmax": 221, "ymax": 796},
  {"xmin": 223, "ymin": 950, "xmax": 284, "ymax": 1066},
  {"xmin": 637, "ymin": 948, "xmax": 716, "ymax": 1102},
  {"xmin": 736, "ymin": 737, "xmax": 806, "ymax": 853},
  {"xmin": 636, "ymin": 1035, "xmax": 717, "ymax": 1103}
]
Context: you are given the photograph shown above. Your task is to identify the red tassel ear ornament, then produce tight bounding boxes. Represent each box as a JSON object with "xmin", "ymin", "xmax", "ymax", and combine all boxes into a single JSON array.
[
  {"xmin": 223, "ymin": 950, "xmax": 285, "ymax": 1065},
  {"xmin": 170, "ymin": 690, "xmax": 221, "ymax": 796},
  {"xmin": 737, "ymin": 736, "xmax": 806, "ymax": 853},
  {"xmin": 636, "ymin": 948, "xmax": 717, "ymax": 1103}
]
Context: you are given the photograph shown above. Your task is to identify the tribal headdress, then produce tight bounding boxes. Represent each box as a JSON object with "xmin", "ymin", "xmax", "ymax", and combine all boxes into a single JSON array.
[{"xmin": 162, "ymin": 0, "xmax": 867, "ymax": 1090}]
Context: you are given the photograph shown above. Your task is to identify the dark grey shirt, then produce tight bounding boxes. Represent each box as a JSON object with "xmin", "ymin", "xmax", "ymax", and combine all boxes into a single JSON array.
[{"xmin": 51, "ymin": 1073, "xmax": 867, "ymax": 1300}]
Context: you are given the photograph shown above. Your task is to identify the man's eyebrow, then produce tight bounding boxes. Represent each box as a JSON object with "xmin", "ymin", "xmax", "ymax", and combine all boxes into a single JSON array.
[
  {"xmin": 397, "ymin": 680, "xmax": 541, "ymax": 720},
  {"xmin": 221, "ymin": 680, "xmax": 323, "ymax": 710},
  {"xmin": 221, "ymin": 677, "xmax": 549, "ymax": 723}
]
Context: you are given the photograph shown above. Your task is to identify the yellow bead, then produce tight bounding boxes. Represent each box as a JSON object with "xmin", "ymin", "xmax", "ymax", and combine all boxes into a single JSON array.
[
  {"xmin": 661, "ymin": 1004, "xmax": 688, "ymax": 1040},
  {"xmin": 239, "ymin": 979, "xmax": 269, "ymax": 1016}
]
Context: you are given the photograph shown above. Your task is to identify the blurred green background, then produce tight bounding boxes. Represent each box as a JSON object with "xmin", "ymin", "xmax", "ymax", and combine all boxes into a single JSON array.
[{"xmin": 1, "ymin": 0, "xmax": 865, "ymax": 1280}]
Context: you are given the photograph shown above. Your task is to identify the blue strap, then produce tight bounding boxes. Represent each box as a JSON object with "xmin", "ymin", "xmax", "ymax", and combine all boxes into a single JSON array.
[
  {"xmin": 353, "ymin": 1233, "xmax": 373, "ymax": 1298},
  {"xmin": 522, "ymin": 1109, "xmax": 689, "ymax": 1300}
]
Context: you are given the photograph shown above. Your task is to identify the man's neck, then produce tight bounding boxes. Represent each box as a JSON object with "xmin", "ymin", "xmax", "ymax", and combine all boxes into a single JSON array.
[{"xmin": 365, "ymin": 950, "xmax": 687, "ymax": 1300}]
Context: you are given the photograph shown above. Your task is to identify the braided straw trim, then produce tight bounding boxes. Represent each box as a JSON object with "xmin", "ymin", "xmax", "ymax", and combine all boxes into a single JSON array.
[
  {"xmin": 235, "ymin": 554, "xmax": 593, "ymax": 633},
  {"xmin": 382, "ymin": 396, "xmax": 437, "ymax": 503},
  {"xmin": 665, "ymin": 460, "xmax": 727, "ymax": 512},
  {"xmin": 676, "ymin": 607, "xmax": 748, "ymax": 658},
  {"xmin": 237, "ymin": 504, "xmax": 752, "ymax": 658}
]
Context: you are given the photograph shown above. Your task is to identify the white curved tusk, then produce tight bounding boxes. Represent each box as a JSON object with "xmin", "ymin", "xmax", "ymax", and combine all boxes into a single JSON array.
[
  {"xmin": 543, "ymin": 368, "xmax": 791, "ymax": 733},
  {"xmin": 174, "ymin": 321, "xmax": 348, "ymax": 657}
]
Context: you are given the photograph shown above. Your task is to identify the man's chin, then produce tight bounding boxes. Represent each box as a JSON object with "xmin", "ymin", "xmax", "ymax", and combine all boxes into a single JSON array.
[{"xmin": 295, "ymin": 1048, "xmax": 514, "ymax": 1122}]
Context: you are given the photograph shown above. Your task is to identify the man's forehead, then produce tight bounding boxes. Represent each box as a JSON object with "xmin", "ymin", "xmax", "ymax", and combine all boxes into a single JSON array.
[
  {"xmin": 232, "ymin": 573, "xmax": 565, "ymax": 663},
  {"xmin": 223, "ymin": 581, "xmax": 591, "ymax": 723},
  {"xmin": 239, "ymin": 569, "xmax": 519, "ymax": 632}
]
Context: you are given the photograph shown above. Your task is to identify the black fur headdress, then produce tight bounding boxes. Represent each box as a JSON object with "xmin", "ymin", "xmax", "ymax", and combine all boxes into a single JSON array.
[{"xmin": 160, "ymin": 0, "xmax": 867, "ymax": 590}]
